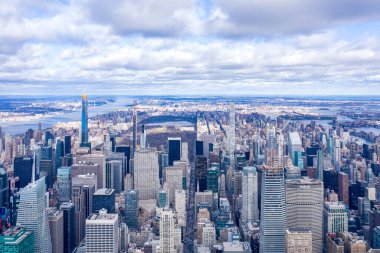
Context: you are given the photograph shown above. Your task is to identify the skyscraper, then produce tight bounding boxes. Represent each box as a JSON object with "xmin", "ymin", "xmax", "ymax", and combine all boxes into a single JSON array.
[
  {"xmin": 47, "ymin": 208, "xmax": 64, "ymax": 253},
  {"xmin": 159, "ymin": 210, "xmax": 175, "ymax": 253},
  {"xmin": 57, "ymin": 166, "xmax": 72, "ymax": 204},
  {"xmin": 0, "ymin": 167, "xmax": 9, "ymax": 208},
  {"xmin": 260, "ymin": 127, "xmax": 286, "ymax": 253},
  {"xmin": 133, "ymin": 148, "xmax": 159, "ymax": 201},
  {"xmin": 64, "ymin": 135, "xmax": 71, "ymax": 155},
  {"xmin": 60, "ymin": 202, "xmax": 75, "ymax": 253},
  {"xmin": 175, "ymin": 189, "xmax": 187, "ymax": 226},
  {"xmin": 206, "ymin": 167, "xmax": 219, "ymax": 194},
  {"xmin": 92, "ymin": 188, "xmax": 115, "ymax": 213},
  {"xmin": 241, "ymin": 166, "xmax": 259, "ymax": 224},
  {"xmin": 72, "ymin": 174, "xmax": 96, "ymax": 218},
  {"xmin": 17, "ymin": 177, "xmax": 52, "ymax": 253},
  {"xmin": 323, "ymin": 202, "xmax": 348, "ymax": 246},
  {"xmin": 228, "ymin": 103, "xmax": 236, "ymax": 155},
  {"xmin": 288, "ymin": 132, "xmax": 302, "ymax": 166},
  {"xmin": 132, "ymin": 110, "xmax": 138, "ymax": 155},
  {"xmin": 13, "ymin": 156, "xmax": 33, "ymax": 189},
  {"xmin": 86, "ymin": 209, "xmax": 119, "ymax": 253},
  {"xmin": 125, "ymin": 189, "xmax": 139, "ymax": 230},
  {"xmin": 71, "ymin": 180, "xmax": 86, "ymax": 246},
  {"xmin": 285, "ymin": 178, "xmax": 323, "ymax": 253},
  {"xmin": 168, "ymin": 137, "xmax": 181, "ymax": 166},
  {"xmin": 81, "ymin": 92, "xmax": 88, "ymax": 145}
]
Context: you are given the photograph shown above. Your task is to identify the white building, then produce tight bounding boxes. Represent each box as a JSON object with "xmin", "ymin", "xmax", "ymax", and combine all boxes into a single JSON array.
[
  {"xmin": 17, "ymin": 177, "xmax": 52, "ymax": 253},
  {"xmin": 164, "ymin": 166, "xmax": 183, "ymax": 205},
  {"xmin": 175, "ymin": 189, "xmax": 187, "ymax": 226},
  {"xmin": 160, "ymin": 210, "xmax": 175, "ymax": 253},
  {"xmin": 286, "ymin": 227, "xmax": 312, "ymax": 253},
  {"xmin": 86, "ymin": 209, "xmax": 119, "ymax": 253},
  {"xmin": 202, "ymin": 222, "xmax": 216, "ymax": 247},
  {"xmin": 288, "ymin": 132, "xmax": 302, "ymax": 165},
  {"xmin": 133, "ymin": 148, "xmax": 159, "ymax": 200},
  {"xmin": 241, "ymin": 166, "xmax": 259, "ymax": 224}
]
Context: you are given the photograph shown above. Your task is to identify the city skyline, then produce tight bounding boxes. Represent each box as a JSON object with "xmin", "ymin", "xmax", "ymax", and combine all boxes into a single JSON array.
[{"xmin": 1, "ymin": 0, "xmax": 380, "ymax": 95}]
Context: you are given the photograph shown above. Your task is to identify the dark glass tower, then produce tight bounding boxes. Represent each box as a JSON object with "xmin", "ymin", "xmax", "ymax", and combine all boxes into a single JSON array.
[
  {"xmin": 125, "ymin": 189, "xmax": 139, "ymax": 230},
  {"xmin": 14, "ymin": 156, "xmax": 34, "ymax": 189},
  {"xmin": 81, "ymin": 92, "xmax": 88, "ymax": 145},
  {"xmin": 64, "ymin": 135, "xmax": 71, "ymax": 155},
  {"xmin": 60, "ymin": 202, "xmax": 75, "ymax": 253},
  {"xmin": 168, "ymin": 137, "xmax": 181, "ymax": 166}
]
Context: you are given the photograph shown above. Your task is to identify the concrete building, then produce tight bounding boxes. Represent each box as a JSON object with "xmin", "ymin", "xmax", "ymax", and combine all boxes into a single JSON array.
[
  {"xmin": 175, "ymin": 189, "xmax": 187, "ymax": 226},
  {"xmin": 159, "ymin": 210, "xmax": 175, "ymax": 253},
  {"xmin": 133, "ymin": 148, "xmax": 160, "ymax": 201},
  {"xmin": 285, "ymin": 227, "xmax": 312, "ymax": 253},
  {"xmin": 202, "ymin": 222, "xmax": 216, "ymax": 247},
  {"xmin": 285, "ymin": 177, "xmax": 323, "ymax": 253},
  {"xmin": 47, "ymin": 208, "xmax": 64, "ymax": 253},
  {"xmin": 86, "ymin": 209, "xmax": 119, "ymax": 253},
  {"xmin": 241, "ymin": 166, "xmax": 259, "ymax": 224}
]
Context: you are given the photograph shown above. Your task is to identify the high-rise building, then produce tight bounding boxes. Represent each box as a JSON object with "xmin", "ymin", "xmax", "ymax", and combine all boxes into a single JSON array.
[
  {"xmin": 202, "ymin": 222, "xmax": 216, "ymax": 247},
  {"xmin": 288, "ymin": 132, "xmax": 302, "ymax": 166},
  {"xmin": 323, "ymin": 202, "xmax": 348, "ymax": 246},
  {"xmin": 72, "ymin": 174, "xmax": 96, "ymax": 219},
  {"xmin": 338, "ymin": 172, "xmax": 349, "ymax": 205},
  {"xmin": 64, "ymin": 135, "xmax": 71, "ymax": 155},
  {"xmin": 241, "ymin": 166, "xmax": 259, "ymax": 224},
  {"xmin": 164, "ymin": 166, "xmax": 183, "ymax": 205},
  {"xmin": 72, "ymin": 161, "xmax": 102, "ymax": 189},
  {"xmin": 86, "ymin": 209, "xmax": 119, "ymax": 253},
  {"xmin": 195, "ymin": 156, "xmax": 208, "ymax": 192},
  {"xmin": 140, "ymin": 124, "xmax": 147, "ymax": 150},
  {"xmin": 175, "ymin": 189, "xmax": 186, "ymax": 226},
  {"xmin": 60, "ymin": 202, "xmax": 75, "ymax": 253},
  {"xmin": 0, "ymin": 167, "xmax": 9, "ymax": 208},
  {"xmin": 72, "ymin": 180, "xmax": 86, "ymax": 246},
  {"xmin": 285, "ymin": 227, "xmax": 312, "ymax": 253},
  {"xmin": 92, "ymin": 188, "xmax": 115, "ymax": 213},
  {"xmin": 133, "ymin": 148, "xmax": 159, "ymax": 200},
  {"xmin": 105, "ymin": 160, "xmax": 122, "ymax": 193},
  {"xmin": 0, "ymin": 226, "xmax": 34, "ymax": 253},
  {"xmin": 285, "ymin": 177, "xmax": 323, "ymax": 253},
  {"xmin": 259, "ymin": 167, "xmax": 286, "ymax": 253},
  {"xmin": 57, "ymin": 166, "xmax": 71, "ymax": 203},
  {"xmin": 132, "ymin": 110, "xmax": 138, "ymax": 155},
  {"xmin": 125, "ymin": 189, "xmax": 139, "ymax": 230},
  {"xmin": 159, "ymin": 210, "xmax": 175, "ymax": 253},
  {"xmin": 80, "ymin": 92, "xmax": 88, "ymax": 145},
  {"xmin": 13, "ymin": 156, "xmax": 33, "ymax": 189},
  {"xmin": 228, "ymin": 103, "xmax": 236, "ymax": 155},
  {"xmin": 206, "ymin": 167, "xmax": 219, "ymax": 194},
  {"xmin": 17, "ymin": 177, "xmax": 52, "ymax": 253},
  {"xmin": 168, "ymin": 137, "xmax": 181, "ymax": 166},
  {"xmin": 47, "ymin": 208, "xmax": 64, "ymax": 253}
]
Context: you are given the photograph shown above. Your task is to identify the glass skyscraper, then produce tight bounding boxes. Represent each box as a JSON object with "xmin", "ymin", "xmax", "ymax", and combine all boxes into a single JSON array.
[
  {"xmin": 81, "ymin": 92, "xmax": 88, "ymax": 145},
  {"xmin": 17, "ymin": 177, "xmax": 52, "ymax": 253}
]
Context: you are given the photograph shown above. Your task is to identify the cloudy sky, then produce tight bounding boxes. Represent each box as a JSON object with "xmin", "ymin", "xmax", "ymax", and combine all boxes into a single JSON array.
[{"xmin": 1, "ymin": 0, "xmax": 380, "ymax": 95}]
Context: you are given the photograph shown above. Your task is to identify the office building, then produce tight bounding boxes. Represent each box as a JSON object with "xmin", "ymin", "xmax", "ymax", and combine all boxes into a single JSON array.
[
  {"xmin": 159, "ymin": 209, "xmax": 175, "ymax": 253},
  {"xmin": 175, "ymin": 189, "xmax": 186, "ymax": 226},
  {"xmin": 285, "ymin": 227, "xmax": 312, "ymax": 253},
  {"xmin": 86, "ymin": 209, "xmax": 119, "ymax": 253},
  {"xmin": 323, "ymin": 202, "xmax": 348, "ymax": 244},
  {"xmin": 60, "ymin": 202, "xmax": 75, "ymax": 253},
  {"xmin": 288, "ymin": 132, "xmax": 302, "ymax": 166},
  {"xmin": 206, "ymin": 167, "xmax": 219, "ymax": 194},
  {"xmin": 241, "ymin": 166, "xmax": 259, "ymax": 224},
  {"xmin": 338, "ymin": 172, "xmax": 349, "ymax": 205},
  {"xmin": 47, "ymin": 208, "xmax": 64, "ymax": 253},
  {"xmin": 92, "ymin": 188, "xmax": 115, "ymax": 213},
  {"xmin": 72, "ymin": 174, "xmax": 96, "ymax": 218},
  {"xmin": 259, "ymin": 167, "xmax": 286, "ymax": 252},
  {"xmin": 285, "ymin": 177, "xmax": 323, "ymax": 253},
  {"xmin": 0, "ymin": 226, "xmax": 34, "ymax": 253},
  {"xmin": 125, "ymin": 189, "xmax": 139, "ymax": 230},
  {"xmin": 164, "ymin": 166, "xmax": 183, "ymax": 205},
  {"xmin": 72, "ymin": 180, "xmax": 86, "ymax": 246},
  {"xmin": 105, "ymin": 160, "xmax": 122, "ymax": 193},
  {"xmin": 202, "ymin": 222, "xmax": 216, "ymax": 247},
  {"xmin": 57, "ymin": 166, "xmax": 71, "ymax": 203},
  {"xmin": 158, "ymin": 189, "xmax": 167, "ymax": 208},
  {"xmin": 0, "ymin": 167, "xmax": 9, "ymax": 208},
  {"xmin": 133, "ymin": 148, "xmax": 159, "ymax": 200},
  {"xmin": 195, "ymin": 156, "xmax": 208, "ymax": 192},
  {"xmin": 64, "ymin": 135, "xmax": 71, "ymax": 155},
  {"xmin": 76, "ymin": 153, "xmax": 106, "ymax": 188},
  {"xmin": 17, "ymin": 177, "xmax": 52, "ymax": 253},
  {"xmin": 13, "ymin": 156, "xmax": 33, "ymax": 189},
  {"xmin": 168, "ymin": 137, "xmax": 181, "ymax": 166}
]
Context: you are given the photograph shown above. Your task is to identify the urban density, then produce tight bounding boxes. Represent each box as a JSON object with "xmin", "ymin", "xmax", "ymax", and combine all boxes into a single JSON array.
[{"xmin": 0, "ymin": 94, "xmax": 380, "ymax": 253}]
